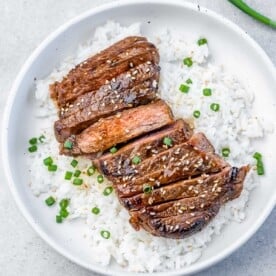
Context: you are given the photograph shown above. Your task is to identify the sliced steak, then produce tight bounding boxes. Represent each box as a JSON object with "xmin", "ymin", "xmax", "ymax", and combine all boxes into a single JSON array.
[
  {"xmin": 54, "ymin": 62, "xmax": 160, "ymax": 142},
  {"xmin": 128, "ymin": 166, "xmax": 248, "ymax": 238},
  {"xmin": 61, "ymin": 100, "xmax": 174, "ymax": 155},
  {"xmin": 95, "ymin": 119, "xmax": 192, "ymax": 175},
  {"xmin": 50, "ymin": 37, "xmax": 159, "ymax": 106},
  {"xmin": 101, "ymin": 134, "xmax": 228, "ymax": 186}
]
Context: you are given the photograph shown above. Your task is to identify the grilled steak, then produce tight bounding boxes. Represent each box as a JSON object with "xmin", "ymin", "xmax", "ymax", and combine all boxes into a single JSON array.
[
  {"xmin": 49, "ymin": 35, "xmax": 249, "ymax": 240},
  {"xmin": 99, "ymin": 134, "xmax": 228, "ymax": 185},
  {"xmin": 95, "ymin": 119, "xmax": 192, "ymax": 175},
  {"xmin": 128, "ymin": 166, "xmax": 248, "ymax": 238},
  {"xmin": 54, "ymin": 62, "xmax": 160, "ymax": 142},
  {"xmin": 50, "ymin": 36, "xmax": 159, "ymax": 106},
  {"xmin": 61, "ymin": 100, "xmax": 174, "ymax": 155}
]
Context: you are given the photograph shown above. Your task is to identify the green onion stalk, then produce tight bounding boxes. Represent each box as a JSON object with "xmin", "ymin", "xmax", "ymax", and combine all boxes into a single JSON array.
[{"xmin": 228, "ymin": 0, "xmax": 276, "ymax": 28}]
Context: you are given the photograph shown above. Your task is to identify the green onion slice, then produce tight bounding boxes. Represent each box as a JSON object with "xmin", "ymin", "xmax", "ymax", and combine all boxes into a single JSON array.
[
  {"xmin": 59, "ymin": 198, "xmax": 69, "ymax": 209},
  {"xmin": 59, "ymin": 208, "xmax": 69, "ymax": 218},
  {"xmin": 38, "ymin": 135, "xmax": 46, "ymax": 143},
  {"xmin": 56, "ymin": 215, "xmax": 63, "ymax": 223},
  {"xmin": 73, "ymin": 178, "xmax": 83, "ymax": 185},
  {"xmin": 186, "ymin": 78, "xmax": 193, "ymax": 84},
  {"xmin": 203, "ymin": 88, "xmax": 212, "ymax": 96},
  {"xmin": 97, "ymin": 175, "xmax": 104, "ymax": 184},
  {"xmin": 74, "ymin": 170, "xmax": 81, "ymax": 177},
  {"xmin": 45, "ymin": 196, "xmax": 56, "ymax": 206},
  {"xmin": 179, "ymin": 84, "xmax": 190, "ymax": 93},
  {"xmin": 193, "ymin": 110, "xmax": 201, "ymax": 118},
  {"xmin": 29, "ymin": 137, "xmax": 37, "ymax": 145},
  {"xmin": 100, "ymin": 230, "xmax": 111, "ymax": 239},
  {"xmin": 143, "ymin": 184, "xmax": 153, "ymax": 194},
  {"xmin": 28, "ymin": 145, "xmax": 37, "ymax": 153},
  {"xmin": 71, "ymin": 159, "xmax": 78, "ymax": 168},
  {"xmin": 64, "ymin": 171, "xmax": 73, "ymax": 180},
  {"xmin": 48, "ymin": 164, "xmax": 57, "ymax": 172},
  {"xmin": 103, "ymin": 186, "xmax": 113, "ymax": 196},
  {"xmin": 253, "ymin": 152, "xmax": 265, "ymax": 175},
  {"xmin": 110, "ymin": 146, "xmax": 117, "ymax": 154},
  {"xmin": 132, "ymin": 155, "xmax": 141, "ymax": 165},
  {"xmin": 183, "ymin": 57, "xmax": 193, "ymax": 67},
  {"xmin": 91, "ymin": 207, "xmax": 100, "ymax": 215},
  {"xmin": 198, "ymin": 38, "xmax": 208, "ymax": 46},
  {"xmin": 163, "ymin": 137, "xmax": 173, "ymax": 147},
  {"xmin": 210, "ymin": 103, "xmax": 220, "ymax": 112},
  {"xmin": 222, "ymin": 147, "xmax": 231, "ymax": 157},
  {"xmin": 43, "ymin": 156, "xmax": 53, "ymax": 166},
  {"xmin": 64, "ymin": 140, "xmax": 73, "ymax": 149},
  {"xmin": 87, "ymin": 166, "xmax": 96, "ymax": 176}
]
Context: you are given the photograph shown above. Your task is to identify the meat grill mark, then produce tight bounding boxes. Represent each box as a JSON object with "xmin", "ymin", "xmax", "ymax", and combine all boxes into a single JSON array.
[
  {"xmin": 50, "ymin": 37, "xmax": 159, "ymax": 106},
  {"xmin": 54, "ymin": 76, "xmax": 159, "ymax": 142},
  {"xmin": 95, "ymin": 119, "xmax": 192, "ymax": 177},
  {"xmin": 62, "ymin": 100, "xmax": 174, "ymax": 155},
  {"xmin": 59, "ymin": 62, "xmax": 160, "ymax": 119}
]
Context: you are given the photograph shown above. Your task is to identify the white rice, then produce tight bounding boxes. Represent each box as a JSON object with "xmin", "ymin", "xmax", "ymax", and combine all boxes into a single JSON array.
[{"xmin": 28, "ymin": 21, "xmax": 266, "ymax": 272}]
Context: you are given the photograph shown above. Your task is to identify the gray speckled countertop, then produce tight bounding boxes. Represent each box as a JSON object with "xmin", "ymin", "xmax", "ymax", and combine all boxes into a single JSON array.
[{"xmin": 0, "ymin": 0, "xmax": 275, "ymax": 275}]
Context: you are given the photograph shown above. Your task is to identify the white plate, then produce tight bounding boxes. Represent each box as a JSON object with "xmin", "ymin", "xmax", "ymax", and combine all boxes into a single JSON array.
[{"xmin": 2, "ymin": 0, "xmax": 276, "ymax": 275}]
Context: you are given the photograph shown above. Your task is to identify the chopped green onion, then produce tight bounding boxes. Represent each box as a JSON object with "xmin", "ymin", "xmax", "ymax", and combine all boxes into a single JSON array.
[
  {"xmin": 179, "ymin": 84, "xmax": 190, "ymax": 93},
  {"xmin": 43, "ymin": 156, "xmax": 53, "ymax": 166},
  {"xmin": 183, "ymin": 57, "xmax": 193, "ymax": 67},
  {"xmin": 29, "ymin": 137, "xmax": 37, "ymax": 145},
  {"xmin": 222, "ymin": 147, "xmax": 231, "ymax": 157},
  {"xmin": 163, "ymin": 137, "xmax": 173, "ymax": 147},
  {"xmin": 74, "ymin": 170, "xmax": 81, "ymax": 177},
  {"xmin": 228, "ymin": 0, "xmax": 276, "ymax": 28},
  {"xmin": 28, "ymin": 145, "xmax": 37, "ymax": 153},
  {"xmin": 210, "ymin": 103, "xmax": 220, "ymax": 112},
  {"xmin": 56, "ymin": 215, "xmax": 63, "ymax": 223},
  {"xmin": 38, "ymin": 135, "xmax": 46, "ymax": 143},
  {"xmin": 59, "ymin": 208, "xmax": 69, "ymax": 218},
  {"xmin": 71, "ymin": 159, "xmax": 78, "ymax": 168},
  {"xmin": 103, "ymin": 186, "xmax": 113, "ymax": 196},
  {"xmin": 48, "ymin": 164, "xmax": 57, "ymax": 172},
  {"xmin": 97, "ymin": 175, "xmax": 104, "ymax": 184},
  {"xmin": 253, "ymin": 152, "xmax": 265, "ymax": 175},
  {"xmin": 256, "ymin": 160, "xmax": 264, "ymax": 175},
  {"xmin": 64, "ymin": 171, "xmax": 73, "ymax": 180},
  {"xmin": 91, "ymin": 207, "xmax": 100, "ymax": 215},
  {"xmin": 253, "ymin": 152, "xmax": 262, "ymax": 160},
  {"xmin": 193, "ymin": 110, "xmax": 201, "ymax": 118},
  {"xmin": 203, "ymin": 88, "xmax": 212, "ymax": 96},
  {"xmin": 132, "ymin": 155, "xmax": 141, "ymax": 165},
  {"xmin": 197, "ymin": 38, "xmax": 208, "ymax": 46},
  {"xmin": 87, "ymin": 166, "xmax": 96, "ymax": 176},
  {"xmin": 73, "ymin": 178, "xmax": 83, "ymax": 185},
  {"xmin": 45, "ymin": 196, "xmax": 56, "ymax": 206},
  {"xmin": 186, "ymin": 78, "xmax": 193, "ymax": 84},
  {"xmin": 64, "ymin": 140, "xmax": 73, "ymax": 149},
  {"xmin": 143, "ymin": 184, "xmax": 153, "ymax": 194},
  {"xmin": 110, "ymin": 146, "xmax": 117, "ymax": 154},
  {"xmin": 59, "ymin": 199, "xmax": 69, "ymax": 209},
  {"xmin": 100, "ymin": 230, "xmax": 111, "ymax": 239}
]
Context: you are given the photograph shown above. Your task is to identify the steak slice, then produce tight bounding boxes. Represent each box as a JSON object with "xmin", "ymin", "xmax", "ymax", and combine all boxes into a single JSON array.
[
  {"xmin": 101, "ymin": 134, "xmax": 228, "ymax": 186},
  {"xmin": 61, "ymin": 100, "xmax": 174, "ymax": 155},
  {"xmin": 50, "ymin": 37, "xmax": 159, "ymax": 106},
  {"xmin": 54, "ymin": 62, "xmax": 160, "ymax": 142},
  {"xmin": 128, "ymin": 166, "xmax": 248, "ymax": 238},
  {"xmin": 95, "ymin": 119, "xmax": 192, "ymax": 176}
]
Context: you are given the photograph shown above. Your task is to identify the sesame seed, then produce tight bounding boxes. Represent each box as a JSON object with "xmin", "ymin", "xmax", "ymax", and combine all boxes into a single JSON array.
[
  {"xmin": 178, "ymin": 209, "xmax": 183, "ymax": 214},
  {"xmin": 106, "ymin": 60, "xmax": 112, "ymax": 64},
  {"xmin": 146, "ymin": 68, "xmax": 150, "ymax": 73},
  {"xmin": 146, "ymin": 61, "xmax": 151, "ymax": 65},
  {"xmin": 112, "ymin": 78, "xmax": 116, "ymax": 83},
  {"xmin": 129, "ymin": 62, "xmax": 134, "ymax": 68},
  {"xmin": 132, "ymin": 70, "xmax": 138, "ymax": 75},
  {"xmin": 186, "ymin": 220, "xmax": 191, "ymax": 225}
]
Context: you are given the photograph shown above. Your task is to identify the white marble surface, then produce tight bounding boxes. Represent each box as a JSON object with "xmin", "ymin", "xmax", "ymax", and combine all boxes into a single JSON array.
[{"xmin": 0, "ymin": 0, "xmax": 275, "ymax": 275}]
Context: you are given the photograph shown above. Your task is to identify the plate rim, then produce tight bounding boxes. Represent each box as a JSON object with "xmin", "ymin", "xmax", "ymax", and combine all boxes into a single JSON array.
[{"xmin": 2, "ymin": 0, "xmax": 276, "ymax": 275}]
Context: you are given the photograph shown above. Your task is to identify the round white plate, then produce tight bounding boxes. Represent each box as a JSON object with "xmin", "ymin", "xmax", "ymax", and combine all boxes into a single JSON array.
[{"xmin": 3, "ymin": 0, "xmax": 276, "ymax": 275}]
